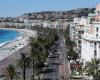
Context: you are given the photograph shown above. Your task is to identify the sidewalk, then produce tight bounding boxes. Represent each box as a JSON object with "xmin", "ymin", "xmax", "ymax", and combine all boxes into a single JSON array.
[
  {"xmin": 59, "ymin": 35, "xmax": 70, "ymax": 80},
  {"xmin": 59, "ymin": 53, "xmax": 69, "ymax": 80}
]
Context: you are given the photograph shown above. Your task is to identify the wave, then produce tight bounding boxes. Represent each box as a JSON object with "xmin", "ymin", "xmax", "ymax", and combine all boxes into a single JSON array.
[
  {"xmin": 0, "ymin": 35, "xmax": 23, "ymax": 48},
  {"xmin": 0, "ymin": 41, "xmax": 10, "ymax": 48},
  {"xmin": 15, "ymin": 36, "xmax": 23, "ymax": 40},
  {"xmin": 0, "ymin": 29, "xmax": 23, "ymax": 48}
]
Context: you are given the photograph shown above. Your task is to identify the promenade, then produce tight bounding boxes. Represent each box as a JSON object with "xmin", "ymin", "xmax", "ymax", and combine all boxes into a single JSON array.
[{"xmin": 40, "ymin": 35, "xmax": 70, "ymax": 80}]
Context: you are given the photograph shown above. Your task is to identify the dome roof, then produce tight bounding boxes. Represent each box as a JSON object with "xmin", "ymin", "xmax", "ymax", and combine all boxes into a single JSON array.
[
  {"xmin": 96, "ymin": 3, "xmax": 100, "ymax": 10},
  {"xmin": 95, "ymin": 3, "xmax": 100, "ymax": 21},
  {"xmin": 96, "ymin": 3, "xmax": 100, "ymax": 11}
]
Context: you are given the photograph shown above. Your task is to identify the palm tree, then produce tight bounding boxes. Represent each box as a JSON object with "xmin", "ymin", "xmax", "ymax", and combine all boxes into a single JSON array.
[
  {"xmin": 29, "ymin": 29, "xmax": 59, "ymax": 79},
  {"xmin": 17, "ymin": 52, "xmax": 32, "ymax": 80},
  {"xmin": 0, "ymin": 64, "xmax": 20, "ymax": 80},
  {"xmin": 29, "ymin": 36, "xmax": 49, "ymax": 78},
  {"xmin": 29, "ymin": 37, "xmax": 36, "ymax": 79},
  {"xmin": 85, "ymin": 58, "xmax": 100, "ymax": 80},
  {"xmin": 29, "ymin": 38, "xmax": 46, "ymax": 79}
]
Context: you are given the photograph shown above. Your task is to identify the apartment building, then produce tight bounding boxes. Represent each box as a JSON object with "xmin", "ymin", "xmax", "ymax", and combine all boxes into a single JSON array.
[{"xmin": 70, "ymin": 17, "xmax": 86, "ymax": 54}]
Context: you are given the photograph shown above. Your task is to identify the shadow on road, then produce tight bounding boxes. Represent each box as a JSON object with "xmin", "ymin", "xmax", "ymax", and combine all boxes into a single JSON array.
[
  {"xmin": 42, "ymin": 79, "xmax": 53, "ymax": 80},
  {"xmin": 50, "ymin": 62, "xmax": 61, "ymax": 65},
  {"xmin": 41, "ymin": 69, "xmax": 55, "ymax": 74}
]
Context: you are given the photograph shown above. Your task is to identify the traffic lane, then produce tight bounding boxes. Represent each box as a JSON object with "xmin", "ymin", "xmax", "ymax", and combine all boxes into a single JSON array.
[
  {"xmin": 41, "ymin": 38, "xmax": 64, "ymax": 80},
  {"xmin": 41, "ymin": 54, "xmax": 60, "ymax": 79},
  {"xmin": 41, "ymin": 63, "xmax": 59, "ymax": 79}
]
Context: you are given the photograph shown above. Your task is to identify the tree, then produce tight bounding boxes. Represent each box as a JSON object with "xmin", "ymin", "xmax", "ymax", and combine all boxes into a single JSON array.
[
  {"xmin": 28, "ymin": 28, "xmax": 59, "ymax": 79},
  {"xmin": 0, "ymin": 64, "xmax": 20, "ymax": 80},
  {"xmin": 29, "ymin": 37, "xmax": 46, "ymax": 79},
  {"xmin": 67, "ymin": 46, "xmax": 78, "ymax": 60},
  {"xmin": 29, "ymin": 37, "xmax": 36, "ymax": 79},
  {"xmin": 85, "ymin": 58, "xmax": 100, "ymax": 80},
  {"xmin": 17, "ymin": 53, "xmax": 32, "ymax": 80}
]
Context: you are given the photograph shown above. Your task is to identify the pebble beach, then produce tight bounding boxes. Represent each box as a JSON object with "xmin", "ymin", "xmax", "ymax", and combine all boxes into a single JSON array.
[{"xmin": 0, "ymin": 28, "xmax": 37, "ymax": 75}]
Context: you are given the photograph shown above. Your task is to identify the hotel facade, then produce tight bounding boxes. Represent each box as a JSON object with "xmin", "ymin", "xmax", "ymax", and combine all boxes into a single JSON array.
[
  {"xmin": 70, "ymin": 3, "xmax": 100, "ymax": 63},
  {"xmin": 81, "ymin": 4, "xmax": 100, "ymax": 62}
]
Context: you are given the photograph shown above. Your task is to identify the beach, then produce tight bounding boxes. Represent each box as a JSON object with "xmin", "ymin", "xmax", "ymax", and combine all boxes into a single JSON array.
[{"xmin": 0, "ymin": 28, "xmax": 37, "ymax": 75}]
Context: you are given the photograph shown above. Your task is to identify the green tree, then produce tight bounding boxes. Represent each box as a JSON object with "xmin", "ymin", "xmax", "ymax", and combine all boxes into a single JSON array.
[
  {"xmin": 67, "ymin": 46, "xmax": 78, "ymax": 60},
  {"xmin": 17, "ymin": 53, "xmax": 32, "ymax": 80},
  {"xmin": 85, "ymin": 58, "xmax": 100, "ymax": 80},
  {"xmin": 29, "ymin": 37, "xmax": 46, "ymax": 79},
  {"xmin": 29, "ymin": 37, "xmax": 36, "ymax": 80},
  {"xmin": 0, "ymin": 64, "xmax": 20, "ymax": 80},
  {"xmin": 29, "ymin": 28, "xmax": 59, "ymax": 79}
]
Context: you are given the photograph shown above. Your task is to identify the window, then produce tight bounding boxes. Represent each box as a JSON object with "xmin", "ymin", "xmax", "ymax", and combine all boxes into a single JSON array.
[
  {"xmin": 94, "ymin": 42, "xmax": 96, "ymax": 49},
  {"xmin": 94, "ymin": 50, "xmax": 97, "ymax": 57},
  {"xmin": 96, "ymin": 27, "xmax": 98, "ymax": 32},
  {"xmin": 97, "ymin": 11, "xmax": 99, "ymax": 13},
  {"xmin": 82, "ymin": 31, "xmax": 84, "ymax": 34},
  {"xmin": 99, "ymin": 43, "xmax": 100, "ymax": 48},
  {"xmin": 78, "ymin": 31, "xmax": 81, "ymax": 34},
  {"xmin": 78, "ymin": 35, "xmax": 81, "ymax": 39},
  {"xmin": 96, "ymin": 34, "xmax": 98, "ymax": 38},
  {"xmin": 94, "ymin": 42, "xmax": 96, "ymax": 45},
  {"xmin": 78, "ymin": 40, "xmax": 81, "ymax": 44}
]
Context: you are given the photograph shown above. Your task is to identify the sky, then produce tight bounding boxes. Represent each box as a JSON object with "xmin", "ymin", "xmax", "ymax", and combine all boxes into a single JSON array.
[{"xmin": 0, "ymin": 0, "xmax": 100, "ymax": 17}]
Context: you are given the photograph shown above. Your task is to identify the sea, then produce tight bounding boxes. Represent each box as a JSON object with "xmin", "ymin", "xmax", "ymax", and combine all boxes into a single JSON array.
[{"xmin": 0, "ymin": 29, "xmax": 21, "ymax": 47}]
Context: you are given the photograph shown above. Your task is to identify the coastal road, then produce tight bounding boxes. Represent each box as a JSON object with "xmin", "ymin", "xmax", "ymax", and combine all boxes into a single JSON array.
[{"xmin": 40, "ymin": 35, "xmax": 70, "ymax": 80}]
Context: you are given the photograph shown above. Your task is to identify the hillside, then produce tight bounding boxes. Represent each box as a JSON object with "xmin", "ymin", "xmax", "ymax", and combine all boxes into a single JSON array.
[{"xmin": 21, "ymin": 8, "xmax": 95, "ymax": 20}]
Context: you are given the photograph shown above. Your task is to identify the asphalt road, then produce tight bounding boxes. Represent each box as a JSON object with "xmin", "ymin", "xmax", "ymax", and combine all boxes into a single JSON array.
[{"xmin": 40, "ymin": 35, "xmax": 70, "ymax": 80}]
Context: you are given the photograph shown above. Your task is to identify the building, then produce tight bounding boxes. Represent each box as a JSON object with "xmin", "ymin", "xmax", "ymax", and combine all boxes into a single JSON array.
[
  {"xmin": 81, "ymin": 3, "xmax": 100, "ymax": 62},
  {"xmin": 70, "ymin": 17, "xmax": 87, "ymax": 54}
]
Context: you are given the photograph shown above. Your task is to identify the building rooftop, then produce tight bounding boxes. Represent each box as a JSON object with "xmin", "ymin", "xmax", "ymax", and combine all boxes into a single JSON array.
[{"xmin": 88, "ymin": 13, "xmax": 95, "ymax": 17}]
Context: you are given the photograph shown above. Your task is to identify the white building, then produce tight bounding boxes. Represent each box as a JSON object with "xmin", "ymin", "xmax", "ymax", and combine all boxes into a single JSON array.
[
  {"xmin": 70, "ymin": 17, "xmax": 87, "ymax": 54},
  {"xmin": 42, "ymin": 19, "xmax": 68, "ymax": 29},
  {"xmin": 81, "ymin": 3, "xmax": 100, "ymax": 62},
  {"xmin": 70, "ymin": 18, "xmax": 79, "ymax": 41}
]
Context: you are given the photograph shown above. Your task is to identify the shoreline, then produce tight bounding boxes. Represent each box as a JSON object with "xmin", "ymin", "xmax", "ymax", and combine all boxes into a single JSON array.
[
  {"xmin": 0, "ymin": 45, "xmax": 30, "ymax": 76},
  {"xmin": 0, "ymin": 28, "xmax": 37, "ymax": 61},
  {"xmin": 0, "ymin": 28, "xmax": 37, "ymax": 37}
]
